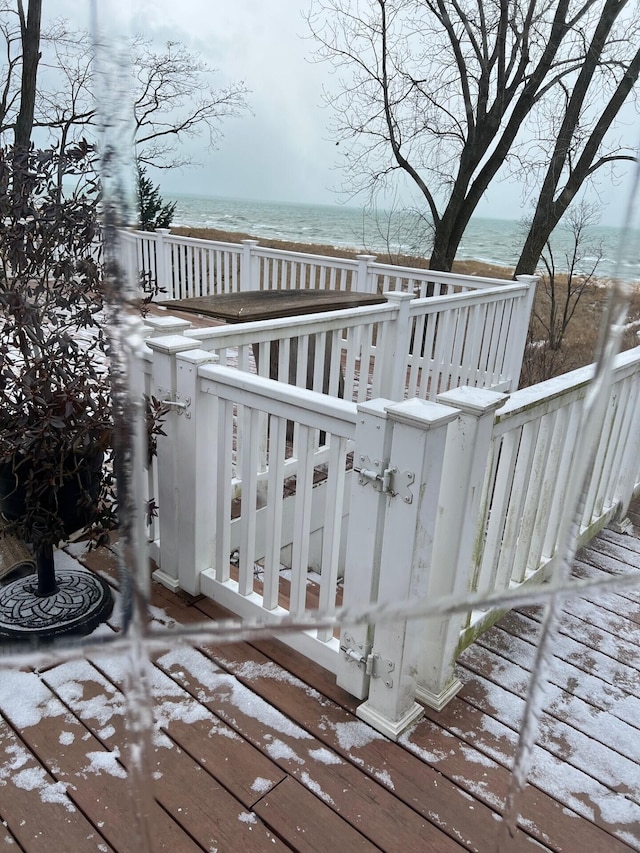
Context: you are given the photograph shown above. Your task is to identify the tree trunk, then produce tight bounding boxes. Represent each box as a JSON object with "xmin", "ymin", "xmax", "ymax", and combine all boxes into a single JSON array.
[
  {"xmin": 428, "ymin": 195, "xmax": 477, "ymax": 272},
  {"xmin": 14, "ymin": 0, "xmax": 42, "ymax": 150},
  {"xmin": 514, "ymin": 5, "xmax": 640, "ymax": 278},
  {"xmin": 514, "ymin": 212, "xmax": 563, "ymax": 277}
]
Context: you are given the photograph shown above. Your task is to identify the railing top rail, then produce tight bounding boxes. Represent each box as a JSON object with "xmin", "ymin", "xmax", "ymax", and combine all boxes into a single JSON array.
[
  {"xmin": 122, "ymin": 229, "xmax": 525, "ymax": 294},
  {"xmin": 155, "ymin": 232, "xmax": 245, "ymax": 253},
  {"xmin": 408, "ymin": 282, "xmax": 529, "ymax": 313},
  {"xmin": 184, "ymin": 301, "xmax": 399, "ymax": 344},
  {"xmin": 197, "ymin": 362, "xmax": 359, "ymax": 435},
  {"xmin": 251, "ymin": 244, "xmax": 359, "ymax": 269},
  {"xmin": 126, "ymin": 228, "xmax": 159, "ymax": 242},
  {"xmin": 494, "ymin": 344, "xmax": 640, "ymax": 431},
  {"xmin": 370, "ymin": 260, "xmax": 519, "ymax": 289}
]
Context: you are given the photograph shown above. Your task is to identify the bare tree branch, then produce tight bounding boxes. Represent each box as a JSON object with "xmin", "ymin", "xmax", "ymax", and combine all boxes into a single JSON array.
[
  {"xmin": 307, "ymin": 0, "xmax": 640, "ymax": 272},
  {"xmin": 130, "ymin": 37, "xmax": 250, "ymax": 169},
  {"xmin": 0, "ymin": 16, "xmax": 251, "ymax": 173}
]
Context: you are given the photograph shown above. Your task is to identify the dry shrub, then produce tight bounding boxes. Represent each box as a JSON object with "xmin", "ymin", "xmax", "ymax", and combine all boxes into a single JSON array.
[{"xmin": 522, "ymin": 278, "xmax": 640, "ymax": 386}]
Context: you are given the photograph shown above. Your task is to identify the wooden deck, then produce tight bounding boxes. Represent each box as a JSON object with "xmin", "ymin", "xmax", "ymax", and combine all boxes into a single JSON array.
[{"xmin": 1, "ymin": 505, "xmax": 639, "ymax": 852}]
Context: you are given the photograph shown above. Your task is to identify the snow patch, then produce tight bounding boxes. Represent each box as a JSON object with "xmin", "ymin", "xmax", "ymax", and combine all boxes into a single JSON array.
[
  {"xmin": 0, "ymin": 671, "xmax": 66, "ymax": 729},
  {"xmin": 224, "ymin": 659, "xmax": 323, "ymax": 702},
  {"xmin": 12, "ymin": 767, "xmax": 74, "ymax": 812},
  {"xmin": 300, "ymin": 771, "xmax": 335, "ymax": 806},
  {"xmin": 374, "ymin": 769, "xmax": 394, "ymax": 789},
  {"xmin": 264, "ymin": 739, "xmax": 305, "ymax": 764},
  {"xmin": 98, "ymin": 725, "xmax": 116, "ymax": 741},
  {"xmin": 82, "ymin": 750, "xmax": 127, "ymax": 779},
  {"xmin": 327, "ymin": 719, "xmax": 384, "ymax": 751},
  {"xmin": 158, "ymin": 647, "xmax": 312, "ymax": 740},
  {"xmin": 251, "ymin": 776, "xmax": 273, "ymax": 794},
  {"xmin": 307, "ymin": 747, "xmax": 343, "ymax": 765}
]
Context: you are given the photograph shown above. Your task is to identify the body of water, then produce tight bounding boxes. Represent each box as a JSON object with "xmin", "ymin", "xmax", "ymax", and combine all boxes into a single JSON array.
[{"xmin": 166, "ymin": 193, "xmax": 636, "ymax": 281}]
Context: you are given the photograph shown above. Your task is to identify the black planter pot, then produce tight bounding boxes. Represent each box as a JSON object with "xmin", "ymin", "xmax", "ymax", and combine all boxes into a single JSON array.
[
  {"xmin": 0, "ymin": 450, "xmax": 103, "ymax": 540},
  {"xmin": 0, "ymin": 451, "xmax": 113, "ymax": 642}
]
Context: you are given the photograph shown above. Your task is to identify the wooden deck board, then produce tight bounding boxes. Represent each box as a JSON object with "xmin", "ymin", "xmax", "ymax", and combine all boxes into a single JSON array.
[
  {"xmin": 1, "ymin": 509, "xmax": 640, "ymax": 851},
  {"xmin": 249, "ymin": 632, "xmax": 638, "ymax": 852},
  {"xmin": 187, "ymin": 630, "xmax": 545, "ymax": 852},
  {"xmin": 41, "ymin": 656, "xmax": 291, "ymax": 850},
  {"xmin": 498, "ymin": 608, "xmax": 640, "ymax": 699},
  {"xmin": 0, "ymin": 717, "xmax": 115, "ymax": 853},
  {"xmin": 461, "ymin": 641, "xmax": 640, "ymax": 766},
  {"xmin": 456, "ymin": 665, "xmax": 640, "ymax": 808},
  {"xmin": 156, "ymin": 641, "xmax": 464, "ymax": 853},
  {"xmin": 252, "ymin": 776, "xmax": 381, "ymax": 852},
  {"xmin": 418, "ymin": 694, "xmax": 639, "ymax": 852},
  {"xmin": 0, "ymin": 671, "xmax": 201, "ymax": 852},
  {"xmin": 475, "ymin": 623, "xmax": 640, "ymax": 730}
]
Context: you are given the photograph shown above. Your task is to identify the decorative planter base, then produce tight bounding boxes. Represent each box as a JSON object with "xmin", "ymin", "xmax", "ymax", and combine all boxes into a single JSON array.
[{"xmin": 0, "ymin": 563, "xmax": 113, "ymax": 642}]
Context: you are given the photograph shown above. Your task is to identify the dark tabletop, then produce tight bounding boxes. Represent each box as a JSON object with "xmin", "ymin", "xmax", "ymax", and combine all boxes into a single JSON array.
[{"xmin": 163, "ymin": 288, "xmax": 386, "ymax": 323}]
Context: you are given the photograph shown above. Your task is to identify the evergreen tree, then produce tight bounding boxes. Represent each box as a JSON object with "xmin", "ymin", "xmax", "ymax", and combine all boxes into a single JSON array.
[{"xmin": 136, "ymin": 163, "xmax": 176, "ymax": 231}]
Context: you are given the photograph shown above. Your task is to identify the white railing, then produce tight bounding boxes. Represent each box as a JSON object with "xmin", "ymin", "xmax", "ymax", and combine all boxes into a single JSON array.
[
  {"xmin": 121, "ymin": 227, "xmax": 530, "ymax": 300},
  {"xmin": 138, "ymin": 326, "xmax": 640, "ymax": 738},
  {"xmin": 142, "ymin": 281, "xmax": 530, "ymax": 508},
  {"xmin": 144, "ymin": 336, "xmax": 357, "ymax": 671},
  {"xmin": 460, "ymin": 344, "xmax": 640, "ymax": 646},
  {"xmin": 182, "ymin": 282, "xmax": 533, "ymax": 405}
]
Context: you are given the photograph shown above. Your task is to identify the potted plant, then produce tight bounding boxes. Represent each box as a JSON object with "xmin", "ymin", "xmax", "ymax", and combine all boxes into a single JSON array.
[{"xmin": 0, "ymin": 142, "xmax": 116, "ymax": 642}]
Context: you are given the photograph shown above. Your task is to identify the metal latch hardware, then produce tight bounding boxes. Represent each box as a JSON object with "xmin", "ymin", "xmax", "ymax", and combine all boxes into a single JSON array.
[
  {"xmin": 353, "ymin": 455, "xmax": 414, "ymax": 503},
  {"xmin": 157, "ymin": 387, "xmax": 192, "ymax": 418},
  {"xmin": 340, "ymin": 633, "xmax": 372, "ymax": 669},
  {"xmin": 340, "ymin": 634, "xmax": 395, "ymax": 687}
]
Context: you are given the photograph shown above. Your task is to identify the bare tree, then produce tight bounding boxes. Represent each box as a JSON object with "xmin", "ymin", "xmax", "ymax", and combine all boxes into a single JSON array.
[
  {"xmin": 514, "ymin": 4, "xmax": 640, "ymax": 275},
  {"xmin": 533, "ymin": 201, "xmax": 604, "ymax": 352},
  {"xmin": 131, "ymin": 37, "xmax": 249, "ymax": 170},
  {"xmin": 0, "ymin": 9, "xmax": 250, "ymax": 171},
  {"xmin": 0, "ymin": 2, "xmax": 22, "ymax": 136},
  {"xmin": 308, "ymin": 0, "xmax": 640, "ymax": 272},
  {"xmin": 31, "ymin": 32, "xmax": 95, "ymax": 193}
]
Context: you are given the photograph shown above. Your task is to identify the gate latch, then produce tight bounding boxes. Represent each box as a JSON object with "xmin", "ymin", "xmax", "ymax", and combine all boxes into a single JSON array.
[
  {"xmin": 353, "ymin": 456, "xmax": 414, "ymax": 503},
  {"xmin": 340, "ymin": 634, "xmax": 396, "ymax": 687},
  {"xmin": 157, "ymin": 387, "xmax": 192, "ymax": 418}
]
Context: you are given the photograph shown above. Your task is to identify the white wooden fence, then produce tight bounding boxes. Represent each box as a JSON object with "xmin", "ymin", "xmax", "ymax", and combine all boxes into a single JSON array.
[
  {"xmin": 127, "ymin": 229, "xmax": 640, "ymax": 739},
  {"xmin": 120, "ymin": 226, "xmax": 532, "ymax": 299},
  {"xmin": 182, "ymin": 284, "xmax": 533, "ymax": 399},
  {"xmin": 460, "ymin": 346, "xmax": 640, "ymax": 645},
  {"xmin": 138, "ymin": 314, "xmax": 640, "ymax": 739}
]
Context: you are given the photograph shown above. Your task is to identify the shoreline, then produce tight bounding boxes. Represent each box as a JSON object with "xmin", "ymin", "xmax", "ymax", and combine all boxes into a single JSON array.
[{"xmin": 170, "ymin": 225, "xmax": 517, "ymax": 281}]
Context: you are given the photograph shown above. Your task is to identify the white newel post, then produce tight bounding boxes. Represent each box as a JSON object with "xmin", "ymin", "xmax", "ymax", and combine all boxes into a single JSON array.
[
  {"xmin": 337, "ymin": 399, "xmax": 396, "ymax": 700},
  {"xmin": 355, "ymin": 255, "xmax": 376, "ymax": 294},
  {"xmin": 242, "ymin": 240, "xmax": 259, "ymax": 291},
  {"xmin": 507, "ymin": 275, "xmax": 539, "ymax": 390},
  {"xmin": 380, "ymin": 292, "xmax": 413, "ymax": 401},
  {"xmin": 144, "ymin": 315, "xmax": 193, "ymax": 337},
  {"xmin": 147, "ymin": 334, "xmax": 203, "ymax": 591},
  {"xmin": 175, "ymin": 350, "xmax": 219, "ymax": 594},
  {"xmin": 155, "ymin": 228, "xmax": 171, "ymax": 296},
  {"xmin": 355, "ymin": 398, "xmax": 459, "ymax": 741},
  {"xmin": 415, "ymin": 387, "xmax": 508, "ymax": 710}
]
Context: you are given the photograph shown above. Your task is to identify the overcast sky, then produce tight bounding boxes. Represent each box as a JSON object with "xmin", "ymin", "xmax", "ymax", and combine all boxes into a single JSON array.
[{"xmin": 44, "ymin": 1, "xmax": 639, "ymax": 227}]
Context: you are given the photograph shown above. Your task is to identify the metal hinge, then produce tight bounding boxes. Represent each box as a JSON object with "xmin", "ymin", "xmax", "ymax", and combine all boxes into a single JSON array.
[
  {"xmin": 340, "ymin": 634, "xmax": 396, "ymax": 687},
  {"xmin": 157, "ymin": 387, "xmax": 192, "ymax": 418},
  {"xmin": 353, "ymin": 455, "xmax": 415, "ymax": 504}
]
